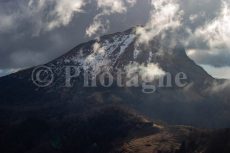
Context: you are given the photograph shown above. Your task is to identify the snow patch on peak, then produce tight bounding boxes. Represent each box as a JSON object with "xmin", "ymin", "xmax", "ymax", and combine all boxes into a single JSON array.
[
  {"xmin": 148, "ymin": 51, "xmax": 153, "ymax": 63},
  {"xmin": 133, "ymin": 49, "xmax": 141, "ymax": 59},
  {"xmin": 54, "ymin": 33, "xmax": 136, "ymax": 76}
]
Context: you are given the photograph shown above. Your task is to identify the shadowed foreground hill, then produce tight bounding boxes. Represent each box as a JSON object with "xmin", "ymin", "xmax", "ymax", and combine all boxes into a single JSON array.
[{"xmin": 0, "ymin": 104, "xmax": 230, "ymax": 153}]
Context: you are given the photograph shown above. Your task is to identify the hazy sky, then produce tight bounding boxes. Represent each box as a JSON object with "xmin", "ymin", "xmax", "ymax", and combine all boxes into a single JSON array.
[{"xmin": 0, "ymin": 0, "xmax": 230, "ymax": 79}]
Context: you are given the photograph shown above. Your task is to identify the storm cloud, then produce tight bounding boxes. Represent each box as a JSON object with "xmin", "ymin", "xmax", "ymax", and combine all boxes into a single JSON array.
[{"xmin": 0, "ymin": 0, "xmax": 229, "ymax": 78}]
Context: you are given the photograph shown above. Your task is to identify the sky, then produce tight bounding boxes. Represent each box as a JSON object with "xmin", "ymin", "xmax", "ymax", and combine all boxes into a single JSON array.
[{"xmin": 0, "ymin": 0, "xmax": 229, "ymax": 79}]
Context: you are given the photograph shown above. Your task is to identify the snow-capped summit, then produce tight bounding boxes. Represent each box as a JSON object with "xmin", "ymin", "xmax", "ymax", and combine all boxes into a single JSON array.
[{"xmin": 0, "ymin": 27, "xmax": 229, "ymax": 128}]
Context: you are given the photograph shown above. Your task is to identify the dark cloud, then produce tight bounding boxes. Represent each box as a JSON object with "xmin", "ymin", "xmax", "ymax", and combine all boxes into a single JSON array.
[
  {"xmin": 185, "ymin": 0, "xmax": 230, "ymax": 68},
  {"xmin": 0, "ymin": 0, "xmax": 229, "ymax": 78},
  {"xmin": 0, "ymin": 0, "xmax": 150, "ymax": 70},
  {"xmin": 187, "ymin": 49, "xmax": 230, "ymax": 67}
]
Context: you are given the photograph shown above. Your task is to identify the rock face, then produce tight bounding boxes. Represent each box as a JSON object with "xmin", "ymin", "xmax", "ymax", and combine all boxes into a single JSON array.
[{"xmin": 0, "ymin": 27, "xmax": 230, "ymax": 130}]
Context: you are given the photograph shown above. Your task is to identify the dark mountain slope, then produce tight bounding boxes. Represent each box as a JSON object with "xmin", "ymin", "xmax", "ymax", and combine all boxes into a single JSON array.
[{"xmin": 0, "ymin": 27, "xmax": 229, "ymax": 128}]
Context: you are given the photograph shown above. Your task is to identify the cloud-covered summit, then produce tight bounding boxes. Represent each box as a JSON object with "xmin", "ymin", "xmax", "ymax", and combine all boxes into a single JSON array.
[{"xmin": 0, "ymin": 0, "xmax": 229, "ymax": 78}]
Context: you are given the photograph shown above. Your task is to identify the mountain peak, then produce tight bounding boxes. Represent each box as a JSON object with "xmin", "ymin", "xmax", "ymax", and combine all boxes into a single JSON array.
[
  {"xmin": 51, "ymin": 27, "xmax": 188, "ymax": 70},
  {"xmin": 47, "ymin": 27, "xmax": 208, "ymax": 83},
  {"xmin": 1, "ymin": 27, "xmax": 225, "ymax": 128}
]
